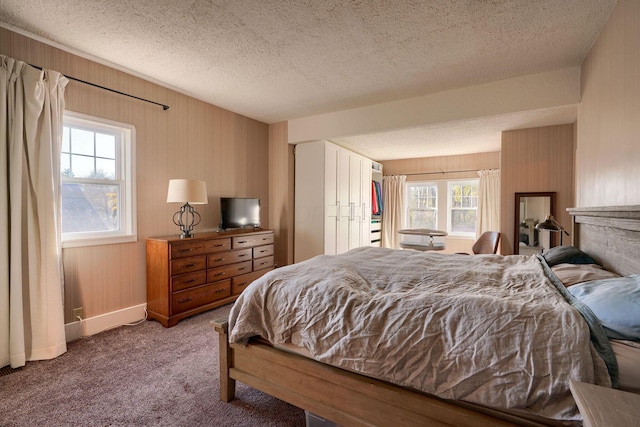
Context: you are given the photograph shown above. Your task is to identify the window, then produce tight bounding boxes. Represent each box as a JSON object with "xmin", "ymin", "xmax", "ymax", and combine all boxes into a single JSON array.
[
  {"xmin": 406, "ymin": 182, "xmax": 438, "ymax": 229},
  {"xmin": 61, "ymin": 112, "xmax": 136, "ymax": 247},
  {"xmin": 405, "ymin": 179, "xmax": 479, "ymax": 237},
  {"xmin": 448, "ymin": 181, "xmax": 478, "ymax": 236}
]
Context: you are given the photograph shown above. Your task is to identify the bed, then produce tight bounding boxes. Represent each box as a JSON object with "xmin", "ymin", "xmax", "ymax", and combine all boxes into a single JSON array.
[{"xmin": 212, "ymin": 205, "xmax": 640, "ymax": 426}]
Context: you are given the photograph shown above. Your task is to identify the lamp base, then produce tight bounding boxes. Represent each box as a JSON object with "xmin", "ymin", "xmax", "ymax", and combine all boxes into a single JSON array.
[{"xmin": 173, "ymin": 203, "xmax": 201, "ymax": 239}]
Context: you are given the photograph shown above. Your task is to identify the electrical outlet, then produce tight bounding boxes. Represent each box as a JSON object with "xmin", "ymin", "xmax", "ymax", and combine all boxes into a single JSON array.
[{"xmin": 73, "ymin": 307, "xmax": 83, "ymax": 320}]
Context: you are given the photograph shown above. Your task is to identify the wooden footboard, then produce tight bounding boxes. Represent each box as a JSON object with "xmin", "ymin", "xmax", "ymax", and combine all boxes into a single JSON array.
[{"xmin": 212, "ymin": 319, "xmax": 556, "ymax": 427}]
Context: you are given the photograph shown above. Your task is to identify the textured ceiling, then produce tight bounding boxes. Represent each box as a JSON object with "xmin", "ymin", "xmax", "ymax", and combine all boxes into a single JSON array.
[{"xmin": 0, "ymin": 0, "xmax": 616, "ymax": 159}]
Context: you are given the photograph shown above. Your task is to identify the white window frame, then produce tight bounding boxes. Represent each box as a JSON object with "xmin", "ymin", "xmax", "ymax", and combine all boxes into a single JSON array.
[
  {"xmin": 61, "ymin": 111, "xmax": 137, "ymax": 248},
  {"xmin": 405, "ymin": 179, "xmax": 479, "ymax": 239},
  {"xmin": 405, "ymin": 181, "xmax": 438, "ymax": 230},
  {"xmin": 447, "ymin": 180, "xmax": 479, "ymax": 238}
]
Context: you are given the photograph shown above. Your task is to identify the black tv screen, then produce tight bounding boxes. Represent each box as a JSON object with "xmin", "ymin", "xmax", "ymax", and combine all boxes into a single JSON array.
[{"xmin": 220, "ymin": 197, "xmax": 260, "ymax": 230}]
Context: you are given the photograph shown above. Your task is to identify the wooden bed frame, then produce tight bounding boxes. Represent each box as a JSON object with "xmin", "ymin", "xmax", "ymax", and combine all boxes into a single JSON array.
[{"xmin": 212, "ymin": 205, "xmax": 640, "ymax": 427}]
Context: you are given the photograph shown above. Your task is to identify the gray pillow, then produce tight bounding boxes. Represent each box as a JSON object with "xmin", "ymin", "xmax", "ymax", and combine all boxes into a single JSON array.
[
  {"xmin": 568, "ymin": 275, "xmax": 640, "ymax": 341},
  {"xmin": 542, "ymin": 246, "xmax": 597, "ymax": 267}
]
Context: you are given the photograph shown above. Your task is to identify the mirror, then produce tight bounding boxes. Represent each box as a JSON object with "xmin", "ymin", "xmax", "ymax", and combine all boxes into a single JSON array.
[{"xmin": 514, "ymin": 192, "xmax": 556, "ymax": 255}]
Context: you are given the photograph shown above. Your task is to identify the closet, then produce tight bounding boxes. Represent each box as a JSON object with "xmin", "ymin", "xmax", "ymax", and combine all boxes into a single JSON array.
[{"xmin": 295, "ymin": 140, "xmax": 373, "ymax": 263}]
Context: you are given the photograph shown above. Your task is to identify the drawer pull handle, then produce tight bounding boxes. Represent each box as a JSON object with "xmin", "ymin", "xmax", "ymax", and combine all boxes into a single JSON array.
[
  {"xmin": 213, "ymin": 258, "xmax": 225, "ymax": 262},
  {"xmin": 237, "ymin": 282, "xmax": 247, "ymax": 287},
  {"xmin": 178, "ymin": 297, "xmax": 193, "ymax": 304},
  {"xmin": 213, "ymin": 272, "xmax": 225, "ymax": 277},
  {"xmin": 183, "ymin": 263, "xmax": 197, "ymax": 268},
  {"xmin": 262, "ymin": 238, "xmax": 270, "ymax": 241},
  {"xmin": 239, "ymin": 254, "xmax": 248, "ymax": 257},
  {"xmin": 178, "ymin": 246, "xmax": 203, "ymax": 253},
  {"xmin": 183, "ymin": 279, "xmax": 195, "ymax": 284},
  {"xmin": 237, "ymin": 240, "xmax": 248, "ymax": 244},
  {"xmin": 214, "ymin": 244, "xmax": 225, "ymax": 247},
  {"xmin": 214, "ymin": 288, "xmax": 227, "ymax": 294},
  {"xmin": 259, "ymin": 250, "xmax": 267, "ymax": 253},
  {"xmin": 239, "ymin": 267, "xmax": 247, "ymax": 271}
]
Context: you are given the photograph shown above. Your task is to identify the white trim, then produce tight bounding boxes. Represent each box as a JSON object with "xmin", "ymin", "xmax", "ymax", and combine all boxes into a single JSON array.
[
  {"xmin": 62, "ymin": 234, "xmax": 138, "ymax": 248},
  {"xmin": 61, "ymin": 111, "xmax": 137, "ymax": 248},
  {"xmin": 64, "ymin": 303, "xmax": 147, "ymax": 342},
  {"xmin": 447, "ymin": 179, "xmax": 479, "ymax": 238},
  {"xmin": 405, "ymin": 181, "xmax": 438, "ymax": 230}
]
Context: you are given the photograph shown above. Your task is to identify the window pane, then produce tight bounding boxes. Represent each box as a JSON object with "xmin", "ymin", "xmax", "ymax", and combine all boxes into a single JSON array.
[
  {"xmin": 451, "ymin": 210, "xmax": 477, "ymax": 233},
  {"xmin": 71, "ymin": 154, "xmax": 95, "ymax": 178},
  {"xmin": 62, "ymin": 127, "xmax": 70, "ymax": 152},
  {"xmin": 61, "ymin": 153, "xmax": 71, "ymax": 177},
  {"xmin": 451, "ymin": 184, "xmax": 477, "ymax": 208},
  {"xmin": 95, "ymin": 158, "xmax": 116, "ymax": 179},
  {"xmin": 409, "ymin": 210, "xmax": 437, "ymax": 229},
  {"xmin": 408, "ymin": 183, "xmax": 438, "ymax": 229},
  {"xmin": 61, "ymin": 182, "xmax": 120, "ymax": 233},
  {"xmin": 71, "ymin": 128, "xmax": 94, "ymax": 156},
  {"xmin": 96, "ymin": 133, "xmax": 116, "ymax": 158},
  {"xmin": 410, "ymin": 185, "xmax": 437, "ymax": 208}
]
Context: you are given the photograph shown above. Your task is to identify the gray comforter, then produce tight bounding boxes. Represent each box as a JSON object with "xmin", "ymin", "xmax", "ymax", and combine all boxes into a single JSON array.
[{"xmin": 228, "ymin": 246, "xmax": 611, "ymax": 422}]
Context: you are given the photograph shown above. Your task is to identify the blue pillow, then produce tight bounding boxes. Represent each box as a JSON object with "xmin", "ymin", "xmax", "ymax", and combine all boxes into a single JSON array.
[
  {"xmin": 542, "ymin": 246, "xmax": 597, "ymax": 267},
  {"xmin": 568, "ymin": 275, "xmax": 640, "ymax": 341}
]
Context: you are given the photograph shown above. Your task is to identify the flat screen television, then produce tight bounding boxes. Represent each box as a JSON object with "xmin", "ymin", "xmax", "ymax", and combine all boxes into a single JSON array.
[{"xmin": 219, "ymin": 197, "xmax": 261, "ymax": 230}]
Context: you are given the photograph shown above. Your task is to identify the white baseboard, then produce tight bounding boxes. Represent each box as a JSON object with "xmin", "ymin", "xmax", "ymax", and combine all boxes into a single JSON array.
[{"xmin": 64, "ymin": 303, "xmax": 147, "ymax": 342}]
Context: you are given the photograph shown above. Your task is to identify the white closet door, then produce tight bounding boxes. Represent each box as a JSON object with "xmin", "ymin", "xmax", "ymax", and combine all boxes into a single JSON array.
[
  {"xmin": 294, "ymin": 140, "xmax": 376, "ymax": 262},
  {"xmin": 337, "ymin": 148, "xmax": 351, "ymax": 254},
  {"xmin": 361, "ymin": 157, "xmax": 372, "ymax": 246},
  {"xmin": 324, "ymin": 143, "xmax": 340, "ymax": 255},
  {"xmin": 348, "ymin": 152, "xmax": 364, "ymax": 250}
]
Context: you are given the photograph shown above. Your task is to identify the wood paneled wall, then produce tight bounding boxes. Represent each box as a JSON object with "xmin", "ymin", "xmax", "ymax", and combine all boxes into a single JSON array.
[
  {"xmin": 577, "ymin": 0, "xmax": 640, "ymax": 206},
  {"xmin": 500, "ymin": 124, "xmax": 575, "ymax": 255},
  {"xmin": 268, "ymin": 122, "xmax": 295, "ymax": 267},
  {"xmin": 1, "ymin": 28, "xmax": 270, "ymax": 323}
]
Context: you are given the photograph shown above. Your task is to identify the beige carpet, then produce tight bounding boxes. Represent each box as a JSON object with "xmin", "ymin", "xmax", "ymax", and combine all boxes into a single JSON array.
[{"xmin": 0, "ymin": 304, "xmax": 305, "ymax": 426}]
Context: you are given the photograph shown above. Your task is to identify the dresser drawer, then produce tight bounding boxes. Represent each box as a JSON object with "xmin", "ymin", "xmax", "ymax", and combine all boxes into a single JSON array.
[
  {"xmin": 171, "ymin": 271, "xmax": 207, "ymax": 292},
  {"xmin": 170, "ymin": 256, "xmax": 206, "ymax": 276},
  {"xmin": 232, "ymin": 269, "xmax": 272, "ymax": 295},
  {"xmin": 170, "ymin": 238, "xmax": 231, "ymax": 259},
  {"xmin": 253, "ymin": 244, "xmax": 274, "ymax": 258},
  {"xmin": 207, "ymin": 248, "xmax": 252, "ymax": 268},
  {"xmin": 171, "ymin": 280, "xmax": 231, "ymax": 315},
  {"xmin": 253, "ymin": 256, "xmax": 275, "ymax": 271},
  {"xmin": 207, "ymin": 261, "xmax": 252, "ymax": 282},
  {"xmin": 233, "ymin": 233, "xmax": 274, "ymax": 249}
]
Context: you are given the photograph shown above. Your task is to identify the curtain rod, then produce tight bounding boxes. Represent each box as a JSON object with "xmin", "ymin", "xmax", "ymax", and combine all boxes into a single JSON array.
[
  {"xmin": 29, "ymin": 63, "xmax": 170, "ymax": 111},
  {"xmin": 396, "ymin": 168, "xmax": 487, "ymax": 177}
]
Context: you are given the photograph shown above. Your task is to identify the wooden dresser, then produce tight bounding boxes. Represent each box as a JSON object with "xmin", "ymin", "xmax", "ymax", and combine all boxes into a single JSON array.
[{"xmin": 146, "ymin": 229, "xmax": 274, "ymax": 327}]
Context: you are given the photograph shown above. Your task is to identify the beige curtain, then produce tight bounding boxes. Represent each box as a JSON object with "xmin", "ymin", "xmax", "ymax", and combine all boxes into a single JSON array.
[
  {"xmin": 1, "ymin": 55, "xmax": 67, "ymax": 368},
  {"xmin": 476, "ymin": 169, "xmax": 501, "ymax": 237},
  {"xmin": 381, "ymin": 175, "xmax": 406, "ymax": 249}
]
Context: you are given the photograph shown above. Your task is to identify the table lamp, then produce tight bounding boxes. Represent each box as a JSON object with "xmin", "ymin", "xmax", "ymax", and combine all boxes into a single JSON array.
[{"xmin": 167, "ymin": 179, "xmax": 208, "ymax": 238}]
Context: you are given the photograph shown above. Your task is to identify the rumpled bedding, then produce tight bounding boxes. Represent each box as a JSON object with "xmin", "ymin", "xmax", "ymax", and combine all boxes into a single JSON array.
[{"xmin": 228, "ymin": 246, "xmax": 612, "ymax": 422}]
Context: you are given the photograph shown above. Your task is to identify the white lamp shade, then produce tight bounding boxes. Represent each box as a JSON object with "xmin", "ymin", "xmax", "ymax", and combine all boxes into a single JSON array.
[{"xmin": 166, "ymin": 179, "xmax": 208, "ymax": 204}]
